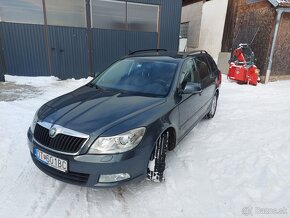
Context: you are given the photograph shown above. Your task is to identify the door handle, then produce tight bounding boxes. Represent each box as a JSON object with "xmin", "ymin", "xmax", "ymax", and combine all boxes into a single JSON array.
[{"xmin": 59, "ymin": 49, "xmax": 64, "ymax": 52}]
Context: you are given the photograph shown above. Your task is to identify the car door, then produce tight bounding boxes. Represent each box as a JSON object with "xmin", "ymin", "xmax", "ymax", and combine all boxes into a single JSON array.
[
  {"xmin": 178, "ymin": 58, "xmax": 203, "ymax": 136},
  {"xmin": 194, "ymin": 55, "xmax": 216, "ymax": 116}
]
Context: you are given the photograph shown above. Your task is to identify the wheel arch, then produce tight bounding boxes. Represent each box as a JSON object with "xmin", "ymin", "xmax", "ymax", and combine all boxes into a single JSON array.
[
  {"xmin": 159, "ymin": 126, "xmax": 177, "ymax": 151},
  {"xmin": 216, "ymin": 88, "xmax": 220, "ymax": 98}
]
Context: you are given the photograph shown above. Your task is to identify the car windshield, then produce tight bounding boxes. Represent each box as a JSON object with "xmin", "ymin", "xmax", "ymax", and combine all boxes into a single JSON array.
[{"xmin": 90, "ymin": 58, "xmax": 178, "ymax": 97}]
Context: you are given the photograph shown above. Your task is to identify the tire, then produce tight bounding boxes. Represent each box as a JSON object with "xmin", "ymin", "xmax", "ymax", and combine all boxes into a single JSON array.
[
  {"xmin": 147, "ymin": 131, "xmax": 169, "ymax": 182},
  {"xmin": 206, "ymin": 92, "xmax": 218, "ymax": 119}
]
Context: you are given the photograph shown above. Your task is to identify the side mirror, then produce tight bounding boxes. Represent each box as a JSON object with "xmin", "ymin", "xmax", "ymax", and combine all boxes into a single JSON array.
[{"xmin": 182, "ymin": 82, "xmax": 202, "ymax": 95}]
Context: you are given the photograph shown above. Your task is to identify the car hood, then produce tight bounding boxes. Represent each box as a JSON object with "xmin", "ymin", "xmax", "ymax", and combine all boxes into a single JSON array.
[{"xmin": 39, "ymin": 86, "xmax": 166, "ymax": 135}]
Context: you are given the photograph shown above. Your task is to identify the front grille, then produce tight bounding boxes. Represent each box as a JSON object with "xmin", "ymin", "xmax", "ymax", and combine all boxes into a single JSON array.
[
  {"xmin": 31, "ymin": 153, "xmax": 89, "ymax": 185},
  {"xmin": 34, "ymin": 123, "xmax": 87, "ymax": 153}
]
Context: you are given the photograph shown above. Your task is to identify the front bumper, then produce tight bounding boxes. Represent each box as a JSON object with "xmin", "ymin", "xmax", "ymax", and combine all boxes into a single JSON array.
[{"xmin": 27, "ymin": 129, "xmax": 151, "ymax": 188}]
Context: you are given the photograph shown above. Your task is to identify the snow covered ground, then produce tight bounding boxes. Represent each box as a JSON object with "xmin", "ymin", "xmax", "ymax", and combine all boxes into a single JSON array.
[{"xmin": 0, "ymin": 75, "xmax": 290, "ymax": 218}]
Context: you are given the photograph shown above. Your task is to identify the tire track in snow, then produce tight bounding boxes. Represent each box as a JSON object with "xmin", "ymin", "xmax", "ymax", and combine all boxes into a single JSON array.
[
  {"xmin": 112, "ymin": 187, "xmax": 131, "ymax": 218},
  {"xmin": 42, "ymin": 183, "xmax": 66, "ymax": 216},
  {"xmin": 0, "ymin": 157, "xmax": 34, "ymax": 206},
  {"xmin": 25, "ymin": 179, "xmax": 57, "ymax": 217},
  {"xmin": 85, "ymin": 188, "xmax": 94, "ymax": 218},
  {"xmin": 85, "ymin": 188, "xmax": 113, "ymax": 218},
  {"xmin": 165, "ymin": 121, "xmax": 221, "ymax": 217},
  {"xmin": 16, "ymin": 158, "xmax": 34, "ymax": 181},
  {"xmin": 25, "ymin": 180, "xmax": 62, "ymax": 218},
  {"xmin": 64, "ymin": 188, "xmax": 82, "ymax": 218},
  {"xmin": 26, "ymin": 188, "xmax": 48, "ymax": 217},
  {"xmin": 0, "ymin": 138, "xmax": 13, "ymax": 189}
]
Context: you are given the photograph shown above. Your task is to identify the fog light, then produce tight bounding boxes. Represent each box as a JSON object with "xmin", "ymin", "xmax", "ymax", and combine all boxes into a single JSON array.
[{"xmin": 99, "ymin": 173, "xmax": 130, "ymax": 183}]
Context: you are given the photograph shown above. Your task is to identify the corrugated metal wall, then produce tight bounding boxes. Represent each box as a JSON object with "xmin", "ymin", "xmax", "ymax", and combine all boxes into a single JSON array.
[
  {"xmin": 0, "ymin": 0, "xmax": 182, "ymax": 79},
  {"xmin": 126, "ymin": 0, "xmax": 182, "ymax": 51},
  {"xmin": 91, "ymin": 0, "xmax": 182, "ymax": 73},
  {"xmin": 1, "ymin": 23, "xmax": 49, "ymax": 76},
  {"xmin": 126, "ymin": 31, "xmax": 158, "ymax": 52},
  {"xmin": 48, "ymin": 26, "xmax": 89, "ymax": 79},
  {"xmin": 92, "ymin": 29, "xmax": 126, "ymax": 73},
  {"xmin": 92, "ymin": 30, "xmax": 158, "ymax": 73},
  {"xmin": 0, "ymin": 23, "xmax": 6, "ymax": 81},
  {"xmin": 159, "ymin": 0, "xmax": 182, "ymax": 50}
]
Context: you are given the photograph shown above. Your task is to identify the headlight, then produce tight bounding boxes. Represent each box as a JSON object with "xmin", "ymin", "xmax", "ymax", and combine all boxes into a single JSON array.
[
  {"xmin": 88, "ymin": 127, "xmax": 146, "ymax": 154},
  {"xmin": 30, "ymin": 110, "xmax": 39, "ymax": 133}
]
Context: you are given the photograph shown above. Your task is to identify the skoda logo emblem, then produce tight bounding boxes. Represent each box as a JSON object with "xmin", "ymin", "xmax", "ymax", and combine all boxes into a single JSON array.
[{"xmin": 49, "ymin": 127, "xmax": 57, "ymax": 138}]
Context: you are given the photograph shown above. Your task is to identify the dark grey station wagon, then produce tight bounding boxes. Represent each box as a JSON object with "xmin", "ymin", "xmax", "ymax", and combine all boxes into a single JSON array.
[{"xmin": 27, "ymin": 49, "xmax": 222, "ymax": 187}]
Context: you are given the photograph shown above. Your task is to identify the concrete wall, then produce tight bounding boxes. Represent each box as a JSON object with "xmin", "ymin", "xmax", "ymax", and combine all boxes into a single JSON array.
[
  {"xmin": 198, "ymin": 0, "xmax": 228, "ymax": 62},
  {"xmin": 217, "ymin": 52, "xmax": 231, "ymax": 74},
  {"xmin": 180, "ymin": 2, "xmax": 203, "ymax": 49}
]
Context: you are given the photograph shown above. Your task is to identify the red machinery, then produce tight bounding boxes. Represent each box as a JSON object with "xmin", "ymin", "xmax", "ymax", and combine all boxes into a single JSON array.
[{"xmin": 227, "ymin": 43, "xmax": 259, "ymax": 86}]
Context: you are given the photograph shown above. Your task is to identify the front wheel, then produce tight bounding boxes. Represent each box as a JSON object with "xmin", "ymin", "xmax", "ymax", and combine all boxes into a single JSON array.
[
  {"xmin": 206, "ymin": 92, "xmax": 218, "ymax": 119},
  {"xmin": 147, "ymin": 131, "xmax": 169, "ymax": 182}
]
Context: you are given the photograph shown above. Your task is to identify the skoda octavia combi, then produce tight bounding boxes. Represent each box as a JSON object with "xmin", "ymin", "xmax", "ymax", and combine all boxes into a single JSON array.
[{"xmin": 27, "ymin": 50, "xmax": 221, "ymax": 187}]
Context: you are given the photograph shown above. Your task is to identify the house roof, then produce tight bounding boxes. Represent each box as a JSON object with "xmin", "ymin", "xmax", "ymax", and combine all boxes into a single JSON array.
[
  {"xmin": 268, "ymin": 0, "xmax": 290, "ymax": 7},
  {"xmin": 182, "ymin": 0, "xmax": 203, "ymax": 7},
  {"xmin": 182, "ymin": 0, "xmax": 290, "ymax": 8}
]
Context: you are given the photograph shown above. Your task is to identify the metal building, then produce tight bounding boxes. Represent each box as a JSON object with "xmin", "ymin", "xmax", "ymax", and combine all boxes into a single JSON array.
[{"xmin": 0, "ymin": 0, "xmax": 182, "ymax": 79}]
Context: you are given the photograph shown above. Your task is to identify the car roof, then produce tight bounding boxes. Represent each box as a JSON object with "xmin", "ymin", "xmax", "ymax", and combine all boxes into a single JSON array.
[{"xmin": 123, "ymin": 50, "xmax": 209, "ymax": 62}]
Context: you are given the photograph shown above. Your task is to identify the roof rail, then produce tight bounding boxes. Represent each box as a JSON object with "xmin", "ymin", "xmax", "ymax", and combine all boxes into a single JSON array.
[
  {"xmin": 129, "ymin": 49, "xmax": 167, "ymax": 55},
  {"xmin": 186, "ymin": 50, "xmax": 208, "ymax": 56}
]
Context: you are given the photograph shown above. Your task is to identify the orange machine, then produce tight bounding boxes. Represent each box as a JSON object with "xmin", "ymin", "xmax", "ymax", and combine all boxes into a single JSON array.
[{"xmin": 227, "ymin": 43, "xmax": 259, "ymax": 86}]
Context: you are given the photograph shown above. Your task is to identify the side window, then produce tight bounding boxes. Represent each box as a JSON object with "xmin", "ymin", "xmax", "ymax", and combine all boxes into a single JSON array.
[
  {"xmin": 194, "ymin": 56, "xmax": 211, "ymax": 81},
  {"xmin": 206, "ymin": 56, "xmax": 218, "ymax": 76},
  {"xmin": 179, "ymin": 59, "xmax": 199, "ymax": 89}
]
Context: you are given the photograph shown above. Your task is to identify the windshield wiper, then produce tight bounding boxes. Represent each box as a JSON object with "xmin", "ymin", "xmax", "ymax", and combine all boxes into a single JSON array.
[
  {"xmin": 86, "ymin": 83, "xmax": 94, "ymax": 88},
  {"xmin": 86, "ymin": 83, "xmax": 103, "ymax": 91},
  {"xmin": 117, "ymin": 89, "xmax": 164, "ymax": 98}
]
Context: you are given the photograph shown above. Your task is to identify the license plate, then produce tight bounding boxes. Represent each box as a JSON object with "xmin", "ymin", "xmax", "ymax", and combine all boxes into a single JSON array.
[{"xmin": 33, "ymin": 147, "xmax": 68, "ymax": 172}]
